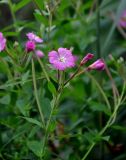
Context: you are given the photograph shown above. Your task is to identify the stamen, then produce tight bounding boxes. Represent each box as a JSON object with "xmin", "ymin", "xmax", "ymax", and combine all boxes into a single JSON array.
[{"xmin": 59, "ymin": 56, "xmax": 66, "ymax": 63}]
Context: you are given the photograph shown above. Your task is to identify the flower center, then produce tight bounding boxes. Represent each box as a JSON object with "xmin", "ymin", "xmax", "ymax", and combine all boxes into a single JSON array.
[
  {"xmin": 59, "ymin": 56, "xmax": 66, "ymax": 63},
  {"xmin": 122, "ymin": 17, "xmax": 126, "ymax": 21}
]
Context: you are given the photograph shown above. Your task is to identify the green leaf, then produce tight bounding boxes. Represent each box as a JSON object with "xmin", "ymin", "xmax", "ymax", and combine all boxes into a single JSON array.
[
  {"xmin": 0, "ymin": 58, "xmax": 13, "ymax": 79},
  {"xmin": 4, "ymin": 32, "xmax": 18, "ymax": 36},
  {"xmin": 22, "ymin": 117, "xmax": 42, "ymax": 128},
  {"xmin": 0, "ymin": 116, "xmax": 19, "ymax": 129},
  {"xmin": 40, "ymin": 98, "xmax": 51, "ymax": 118},
  {"xmin": 34, "ymin": 12, "xmax": 48, "ymax": 25},
  {"xmin": 48, "ymin": 120, "xmax": 57, "ymax": 132},
  {"xmin": 89, "ymin": 101, "xmax": 111, "ymax": 116},
  {"xmin": 16, "ymin": 99, "xmax": 29, "ymax": 116},
  {"xmin": 21, "ymin": 70, "xmax": 30, "ymax": 84},
  {"xmin": 13, "ymin": 0, "xmax": 31, "ymax": 12},
  {"xmin": 47, "ymin": 81, "xmax": 56, "ymax": 95},
  {"xmin": 112, "ymin": 125, "xmax": 126, "ymax": 131},
  {"xmin": 102, "ymin": 136, "xmax": 110, "ymax": 142},
  {"xmin": 27, "ymin": 141, "xmax": 43, "ymax": 157},
  {"xmin": 84, "ymin": 132, "xmax": 95, "ymax": 143},
  {"xmin": 94, "ymin": 135, "xmax": 110, "ymax": 143},
  {"xmin": 33, "ymin": 0, "xmax": 44, "ymax": 10},
  {"xmin": 0, "ymin": 94, "xmax": 11, "ymax": 105},
  {"xmin": 28, "ymin": 126, "xmax": 39, "ymax": 138},
  {"xmin": 70, "ymin": 118, "xmax": 84, "ymax": 130},
  {"xmin": 84, "ymin": 130, "xmax": 106, "ymax": 143}
]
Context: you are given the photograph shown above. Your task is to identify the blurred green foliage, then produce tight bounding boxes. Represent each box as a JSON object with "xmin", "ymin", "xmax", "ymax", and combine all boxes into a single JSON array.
[{"xmin": 0, "ymin": 0, "xmax": 126, "ymax": 160}]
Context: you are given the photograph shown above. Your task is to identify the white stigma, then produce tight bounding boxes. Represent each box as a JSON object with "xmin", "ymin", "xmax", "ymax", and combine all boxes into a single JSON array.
[{"xmin": 59, "ymin": 56, "xmax": 66, "ymax": 63}]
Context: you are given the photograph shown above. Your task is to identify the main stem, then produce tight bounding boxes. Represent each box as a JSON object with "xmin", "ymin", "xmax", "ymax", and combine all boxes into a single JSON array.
[
  {"xmin": 41, "ymin": 71, "xmax": 64, "ymax": 158},
  {"xmin": 41, "ymin": 92, "xmax": 61, "ymax": 158}
]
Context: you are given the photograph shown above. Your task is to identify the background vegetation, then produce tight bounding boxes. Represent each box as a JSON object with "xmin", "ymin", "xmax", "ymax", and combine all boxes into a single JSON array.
[{"xmin": 0, "ymin": 0, "xmax": 126, "ymax": 160}]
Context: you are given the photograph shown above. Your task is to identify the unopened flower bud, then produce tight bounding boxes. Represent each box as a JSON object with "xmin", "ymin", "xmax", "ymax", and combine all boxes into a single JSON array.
[
  {"xmin": 25, "ymin": 40, "xmax": 35, "ymax": 53},
  {"xmin": 80, "ymin": 53, "xmax": 94, "ymax": 65},
  {"xmin": 35, "ymin": 50, "xmax": 44, "ymax": 58},
  {"xmin": 88, "ymin": 59, "xmax": 105, "ymax": 71}
]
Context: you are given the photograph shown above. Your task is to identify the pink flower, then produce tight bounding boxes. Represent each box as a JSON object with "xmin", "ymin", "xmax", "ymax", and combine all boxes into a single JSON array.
[
  {"xmin": 26, "ymin": 32, "xmax": 43, "ymax": 43},
  {"xmin": 35, "ymin": 50, "xmax": 44, "ymax": 58},
  {"xmin": 80, "ymin": 53, "xmax": 94, "ymax": 65},
  {"xmin": 48, "ymin": 48, "xmax": 75, "ymax": 70},
  {"xmin": 119, "ymin": 10, "xmax": 126, "ymax": 28},
  {"xmin": 25, "ymin": 40, "xmax": 36, "ymax": 53},
  {"xmin": 88, "ymin": 59, "xmax": 105, "ymax": 71},
  {"xmin": 0, "ymin": 32, "xmax": 6, "ymax": 52}
]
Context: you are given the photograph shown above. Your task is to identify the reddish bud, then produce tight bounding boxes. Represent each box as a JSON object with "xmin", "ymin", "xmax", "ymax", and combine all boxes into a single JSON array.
[
  {"xmin": 88, "ymin": 59, "xmax": 105, "ymax": 71},
  {"xmin": 80, "ymin": 53, "xmax": 94, "ymax": 65},
  {"xmin": 25, "ymin": 40, "xmax": 35, "ymax": 53}
]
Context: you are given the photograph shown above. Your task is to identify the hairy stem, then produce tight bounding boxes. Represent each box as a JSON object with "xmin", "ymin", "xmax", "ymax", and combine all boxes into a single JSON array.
[{"xmin": 41, "ymin": 71, "xmax": 64, "ymax": 158}]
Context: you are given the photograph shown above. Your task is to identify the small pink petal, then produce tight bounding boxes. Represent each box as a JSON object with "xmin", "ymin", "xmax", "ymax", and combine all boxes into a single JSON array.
[
  {"xmin": 0, "ymin": 32, "xmax": 6, "ymax": 52},
  {"xmin": 119, "ymin": 10, "xmax": 126, "ymax": 28},
  {"xmin": 26, "ymin": 32, "xmax": 43, "ymax": 43}
]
